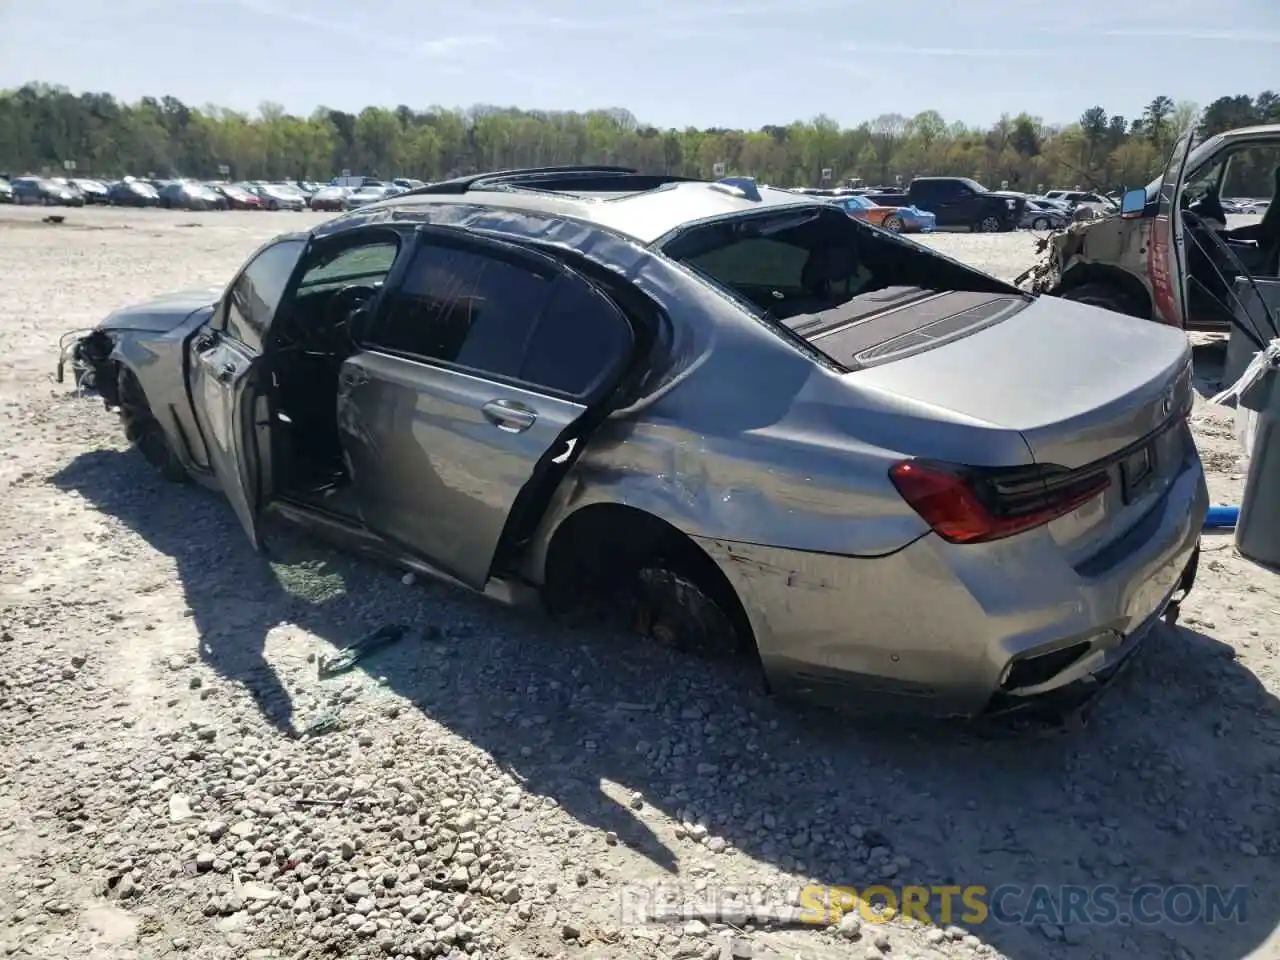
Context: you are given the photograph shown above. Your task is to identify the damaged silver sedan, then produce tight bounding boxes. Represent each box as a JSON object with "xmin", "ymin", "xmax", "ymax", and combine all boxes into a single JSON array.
[{"xmin": 58, "ymin": 165, "xmax": 1207, "ymax": 724}]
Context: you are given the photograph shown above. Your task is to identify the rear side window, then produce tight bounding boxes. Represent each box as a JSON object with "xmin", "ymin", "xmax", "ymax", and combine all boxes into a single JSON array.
[
  {"xmin": 373, "ymin": 244, "xmax": 554, "ymax": 378},
  {"xmin": 520, "ymin": 275, "xmax": 633, "ymax": 398},
  {"xmin": 371, "ymin": 243, "xmax": 633, "ymax": 398}
]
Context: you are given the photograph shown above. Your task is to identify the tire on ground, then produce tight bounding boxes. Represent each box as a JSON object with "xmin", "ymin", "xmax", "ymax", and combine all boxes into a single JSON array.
[
  {"xmin": 116, "ymin": 365, "xmax": 190, "ymax": 483},
  {"xmin": 543, "ymin": 505, "xmax": 757, "ymax": 666},
  {"xmin": 1059, "ymin": 282, "xmax": 1145, "ymax": 318}
]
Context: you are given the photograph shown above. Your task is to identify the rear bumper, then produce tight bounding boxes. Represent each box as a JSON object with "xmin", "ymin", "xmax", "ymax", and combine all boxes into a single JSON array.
[{"xmin": 697, "ymin": 451, "xmax": 1208, "ymax": 719}]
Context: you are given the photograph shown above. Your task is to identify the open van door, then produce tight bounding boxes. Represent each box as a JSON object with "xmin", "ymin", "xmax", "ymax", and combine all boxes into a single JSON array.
[{"xmin": 1150, "ymin": 122, "xmax": 1198, "ymax": 326}]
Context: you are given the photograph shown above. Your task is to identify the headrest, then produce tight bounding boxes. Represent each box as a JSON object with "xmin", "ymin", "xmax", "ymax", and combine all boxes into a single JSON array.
[{"xmin": 801, "ymin": 246, "xmax": 859, "ymax": 290}]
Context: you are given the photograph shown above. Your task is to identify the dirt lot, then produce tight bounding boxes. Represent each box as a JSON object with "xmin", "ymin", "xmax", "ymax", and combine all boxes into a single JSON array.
[{"xmin": 1, "ymin": 205, "xmax": 1278, "ymax": 960}]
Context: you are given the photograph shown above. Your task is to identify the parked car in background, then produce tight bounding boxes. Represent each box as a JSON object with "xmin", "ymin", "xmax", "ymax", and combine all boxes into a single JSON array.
[
  {"xmin": 0, "ymin": 178, "xmax": 12, "ymax": 203},
  {"xmin": 1043, "ymin": 189, "xmax": 1117, "ymax": 217},
  {"xmin": 59, "ymin": 164, "xmax": 1205, "ymax": 726},
  {"xmin": 47, "ymin": 177, "xmax": 85, "ymax": 201},
  {"xmin": 867, "ymin": 177, "xmax": 1022, "ymax": 232},
  {"xmin": 330, "ymin": 175, "xmax": 384, "ymax": 189},
  {"xmin": 831, "ymin": 194, "xmax": 934, "ymax": 233},
  {"xmin": 894, "ymin": 205, "xmax": 938, "ymax": 233},
  {"xmin": 1238, "ymin": 198, "xmax": 1271, "ymax": 215},
  {"xmin": 70, "ymin": 178, "xmax": 111, "ymax": 204},
  {"xmin": 248, "ymin": 183, "xmax": 307, "ymax": 211},
  {"xmin": 345, "ymin": 185, "xmax": 392, "ymax": 208},
  {"xmin": 212, "ymin": 183, "xmax": 262, "ymax": 210},
  {"xmin": 11, "ymin": 176, "xmax": 84, "ymax": 206},
  {"xmin": 392, "ymin": 178, "xmax": 426, "ymax": 190},
  {"xmin": 108, "ymin": 180, "xmax": 160, "ymax": 207},
  {"xmin": 158, "ymin": 181, "xmax": 226, "ymax": 211},
  {"xmin": 309, "ymin": 185, "xmax": 351, "ymax": 211},
  {"xmin": 1021, "ymin": 198, "xmax": 1071, "ymax": 230}
]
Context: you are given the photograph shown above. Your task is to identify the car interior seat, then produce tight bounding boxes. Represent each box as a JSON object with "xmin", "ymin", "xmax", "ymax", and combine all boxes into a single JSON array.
[
  {"xmin": 1258, "ymin": 165, "xmax": 1280, "ymax": 276},
  {"xmin": 797, "ymin": 247, "xmax": 875, "ymax": 311}
]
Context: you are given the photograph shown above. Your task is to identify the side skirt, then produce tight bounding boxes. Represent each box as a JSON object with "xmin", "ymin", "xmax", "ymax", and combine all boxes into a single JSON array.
[{"xmin": 267, "ymin": 497, "xmax": 543, "ymax": 610}]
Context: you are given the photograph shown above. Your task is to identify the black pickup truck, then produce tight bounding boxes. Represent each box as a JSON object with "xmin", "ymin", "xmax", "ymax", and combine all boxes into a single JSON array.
[{"xmin": 866, "ymin": 177, "xmax": 1023, "ymax": 232}]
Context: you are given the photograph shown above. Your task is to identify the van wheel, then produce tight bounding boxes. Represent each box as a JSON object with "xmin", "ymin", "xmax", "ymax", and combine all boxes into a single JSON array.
[
  {"xmin": 117, "ymin": 367, "xmax": 190, "ymax": 483},
  {"xmin": 1059, "ymin": 282, "xmax": 1144, "ymax": 318},
  {"xmin": 976, "ymin": 215, "xmax": 1003, "ymax": 233}
]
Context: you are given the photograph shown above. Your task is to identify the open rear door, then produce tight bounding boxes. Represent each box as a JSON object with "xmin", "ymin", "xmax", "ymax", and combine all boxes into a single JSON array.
[{"xmin": 1149, "ymin": 123, "xmax": 1197, "ymax": 327}]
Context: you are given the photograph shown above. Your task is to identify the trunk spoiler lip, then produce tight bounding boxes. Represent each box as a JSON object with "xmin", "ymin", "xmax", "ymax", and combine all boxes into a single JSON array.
[{"xmin": 1023, "ymin": 369, "xmax": 1193, "ymax": 478}]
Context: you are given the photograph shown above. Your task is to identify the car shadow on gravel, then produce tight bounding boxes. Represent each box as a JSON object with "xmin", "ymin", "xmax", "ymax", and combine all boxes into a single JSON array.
[{"xmin": 54, "ymin": 448, "xmax": 1280, "ymax": 960}]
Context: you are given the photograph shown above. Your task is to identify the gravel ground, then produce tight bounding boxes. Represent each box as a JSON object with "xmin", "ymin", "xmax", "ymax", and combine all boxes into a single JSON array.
[{"xmin": 2, "ymin": 205, "xmax": 1279, "ymax": 960}]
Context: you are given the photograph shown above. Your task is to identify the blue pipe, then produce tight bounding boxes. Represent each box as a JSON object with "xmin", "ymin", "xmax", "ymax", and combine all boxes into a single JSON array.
[{"xmin": 1204, "ymin": 504, "xmax": 1239, "ymax": 529}]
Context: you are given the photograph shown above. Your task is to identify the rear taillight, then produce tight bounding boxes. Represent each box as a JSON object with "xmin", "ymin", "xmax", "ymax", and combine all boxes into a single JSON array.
[{"xmin": 888, "ymin": 459, "xmax": 1110, "ymax": 545}]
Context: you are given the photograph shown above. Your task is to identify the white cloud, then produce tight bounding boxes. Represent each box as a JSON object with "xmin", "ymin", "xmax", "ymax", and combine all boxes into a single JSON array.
[
  {"xmin": 226, "ymin": 0, "xmax": 500, "ymax": 56},
  {"xmin": 1101, "ymin": 26, "xmax": 1280, "ymax": 43},
  {"xmin": 420, "ymin": 35, "xmax": 502, "ymax": 56},
  {"xmin": 842, "ymin": 42, "xmax": 1038, "ymax": 58}
]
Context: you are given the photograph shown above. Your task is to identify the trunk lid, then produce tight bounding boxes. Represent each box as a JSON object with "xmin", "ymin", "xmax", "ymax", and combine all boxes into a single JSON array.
[
  {"xmin": 845, "ymin": 293, "xmax": 1192, "ymax": 470},
  {"xmin": 843, "ymin": 293, "xmax": 1195, "ymax": 561}
]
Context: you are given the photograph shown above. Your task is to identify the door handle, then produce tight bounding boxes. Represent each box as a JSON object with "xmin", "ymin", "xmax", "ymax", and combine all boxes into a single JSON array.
[
  {"xmin": 481, "ymin": 399, "xmax": 537, "ymax": 433},
  {"xmin": 215, "ymin": 362, "xmax": 237, "ymax": 383}
]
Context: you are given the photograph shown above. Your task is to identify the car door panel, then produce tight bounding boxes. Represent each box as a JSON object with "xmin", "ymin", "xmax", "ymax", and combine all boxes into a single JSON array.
[
  {"xmin": 1152, "ymin": 124, "xmax": 1197, "ymax": 326},
  {"xmin": 188, "ymin": 331, "xmax": 265, "ymax": 548},
  {"xmin": 337, "ymin": 350, "xmax": 590, "ymax": 589}
]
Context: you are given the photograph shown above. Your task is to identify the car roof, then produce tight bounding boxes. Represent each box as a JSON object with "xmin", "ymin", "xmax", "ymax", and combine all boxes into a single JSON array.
[
  {"xmin": 1220, "ymin": 123, "xmax": 1280, "ymax": 140},
  {"xmin": 314, "ymin": 169, "xmax": 822, "ymax": 246}
]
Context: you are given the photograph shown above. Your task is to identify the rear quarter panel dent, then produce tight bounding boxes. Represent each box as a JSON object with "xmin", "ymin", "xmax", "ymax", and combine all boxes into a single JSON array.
[{"xmin": 521, "ymin": 413, "xmax": 932, "ymax": 586}]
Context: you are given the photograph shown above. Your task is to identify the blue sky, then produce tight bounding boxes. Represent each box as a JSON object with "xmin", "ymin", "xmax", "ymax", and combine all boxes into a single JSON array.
[{"xmin": 1, "ymin": 0, "xmax": 1277, "ymax": 129}]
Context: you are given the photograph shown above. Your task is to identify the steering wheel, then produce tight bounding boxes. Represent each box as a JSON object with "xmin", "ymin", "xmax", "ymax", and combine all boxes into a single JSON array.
[{"xmin": 324, "ymin": 284, "xmax": 379, "ymax": 349}]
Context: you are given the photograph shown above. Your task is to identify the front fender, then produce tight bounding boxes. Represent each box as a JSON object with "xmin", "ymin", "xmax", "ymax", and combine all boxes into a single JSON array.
[{"xmin": 62, "ymin": 306, "xmax": 216, "ymax": 475}]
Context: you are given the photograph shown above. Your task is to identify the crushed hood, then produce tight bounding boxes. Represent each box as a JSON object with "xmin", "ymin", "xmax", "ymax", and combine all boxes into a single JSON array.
[{"xmin": 99, "ymin": 286, "xmax": 223, "ymax": 332}]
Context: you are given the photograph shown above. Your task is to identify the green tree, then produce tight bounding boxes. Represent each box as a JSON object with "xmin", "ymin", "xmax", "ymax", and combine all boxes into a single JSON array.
[{"xmin": 0, "ymin": 82, "xmax": 1268, "ymax": 194}]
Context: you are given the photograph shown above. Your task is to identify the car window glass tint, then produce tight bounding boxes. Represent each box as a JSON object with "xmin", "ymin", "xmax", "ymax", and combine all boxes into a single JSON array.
[
  {"xmin": 520, "ymin": 276, "xmax": 632, "ymax": 397},
  {"xmin": 375, "ymin": 245, "xmax": 552, "ymax": 378},
  {"xmin": 299, "ymin": 242, "xmax": 398, "ymax": 292},
  {"xmin": 224, "ymin": 239, "xmax": 306, "ymax": 350},
  {"xmin": 686, "ymin": 237, "xmax": 809, "ymax": 290}
]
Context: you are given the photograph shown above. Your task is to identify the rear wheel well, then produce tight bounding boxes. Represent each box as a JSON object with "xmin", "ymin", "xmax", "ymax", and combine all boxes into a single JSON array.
[
  {"xmin": 542, "ymin": 503, "xmax": 758, "ymax": 661},
  {"xmin": 1053, "ymin": 265, "xmax": 1152, "ymax": 319}
]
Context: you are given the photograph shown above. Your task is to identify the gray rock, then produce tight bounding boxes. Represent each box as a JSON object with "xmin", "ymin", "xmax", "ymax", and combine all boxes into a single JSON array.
[{"xmin": 168, "ymin": 794, "xmax": 193, "ymax": 822}]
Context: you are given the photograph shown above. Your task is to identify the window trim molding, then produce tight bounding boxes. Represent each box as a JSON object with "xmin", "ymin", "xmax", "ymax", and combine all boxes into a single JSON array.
[{"xmin": 359, "ymin": 344, "xmax": 591, "ymax": 406}]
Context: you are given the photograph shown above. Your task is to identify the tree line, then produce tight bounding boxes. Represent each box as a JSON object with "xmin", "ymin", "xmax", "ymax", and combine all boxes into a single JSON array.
[{"xmin": 2, "ymin": 83, "xmax": 1278, "ymax": 194}]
